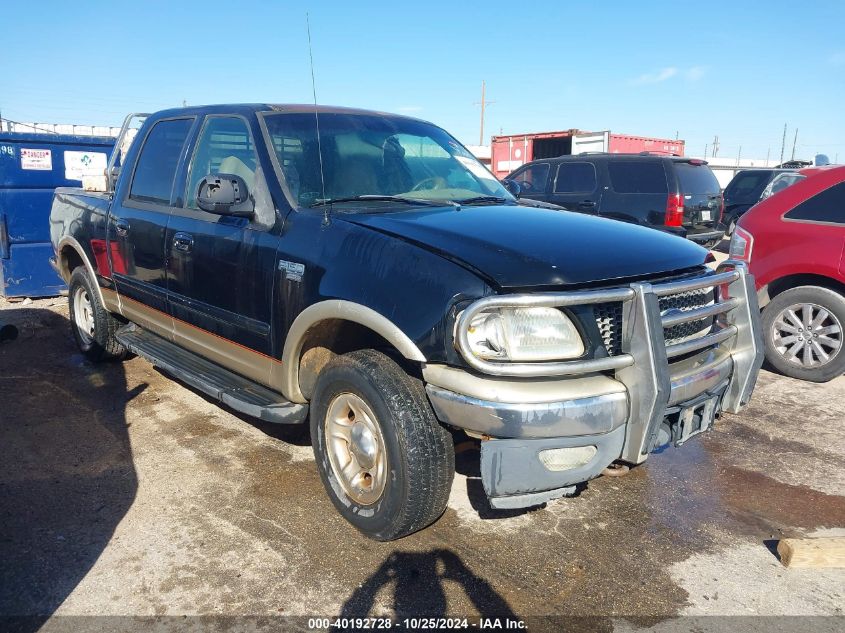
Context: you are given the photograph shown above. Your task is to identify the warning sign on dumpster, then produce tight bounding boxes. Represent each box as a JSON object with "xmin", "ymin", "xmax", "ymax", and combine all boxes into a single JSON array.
[
  {"xmin": 20, "ymin": 148, "xmax": 52, "ymax": 170},
  {"xmin": 64, "ymin": 151, "xmax": 108, "ymax": 181}
]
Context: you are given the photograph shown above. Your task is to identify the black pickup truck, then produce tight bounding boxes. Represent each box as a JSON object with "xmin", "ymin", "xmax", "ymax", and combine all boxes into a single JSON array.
[{"xmin": 50, "ymin": 104, "xmax": 763, "ymax": 540}]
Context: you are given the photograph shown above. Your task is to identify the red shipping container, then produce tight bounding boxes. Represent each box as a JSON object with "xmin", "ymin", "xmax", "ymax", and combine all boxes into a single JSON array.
[{"xmin": 490, "ymin": 130, "xmax": 684, "ymax": 179}]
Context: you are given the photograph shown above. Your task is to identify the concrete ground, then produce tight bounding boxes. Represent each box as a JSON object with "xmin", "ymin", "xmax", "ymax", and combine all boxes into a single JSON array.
[{"xmin": 1, "ymin": 289, "xmax": 843, "ymax": 630}]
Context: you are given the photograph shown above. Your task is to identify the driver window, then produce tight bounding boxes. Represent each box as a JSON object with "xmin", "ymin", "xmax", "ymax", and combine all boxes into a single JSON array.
[
  {"xmin": 187, "ymin": 117, "xmax": 257, "ymax": 209},
  {"xmin": 512, "ymin": 163, "xmax": 550, "ymax": 194}
]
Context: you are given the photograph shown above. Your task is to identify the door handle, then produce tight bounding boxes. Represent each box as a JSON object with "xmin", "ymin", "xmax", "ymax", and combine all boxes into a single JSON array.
[
  {"xmin": 173, "ymin": 232, "xmax": 194, "ymax": 253},
  {"xmin": 577, "ymin": 200, "xmax": 596, "ymax": 210},
  {"xmin": 115, "ymin": 219, "xmax": 130, "ymax": 237}
]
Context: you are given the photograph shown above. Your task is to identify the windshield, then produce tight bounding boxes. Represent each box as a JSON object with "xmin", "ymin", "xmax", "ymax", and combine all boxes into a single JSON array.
[
  {"xmin": 262, "ymin": 112, "xmax": 511, "ymax": 208},
  {"xmin": 760, "ymin": 173, "xmax": 805, "ymax": 200}
]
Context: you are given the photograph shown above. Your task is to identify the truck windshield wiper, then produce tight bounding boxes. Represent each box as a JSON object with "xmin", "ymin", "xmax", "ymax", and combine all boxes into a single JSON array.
[
  {"xmin": 310, "ymin": 195, "xmax": 443, "ymax": 208},
  {"xmin": 453, "ymin": 196, "xmax": 508, "ymax": 205}
]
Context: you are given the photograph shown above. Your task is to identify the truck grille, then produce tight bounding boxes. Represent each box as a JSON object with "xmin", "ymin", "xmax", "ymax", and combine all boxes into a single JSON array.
[
  {"xmin": 595, "ymin": 287, "xmax": 716, "ymax": 357},
  {"xmin": 595, "ymin": 303, "xmax": 623, "ymax": 356},
  {"xmin": 659, "ymin": 288, "xmax": 715, "ymax": 345}
]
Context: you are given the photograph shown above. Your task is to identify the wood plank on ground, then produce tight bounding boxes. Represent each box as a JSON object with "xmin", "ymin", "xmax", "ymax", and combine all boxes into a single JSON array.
[{"xmin": 776, "ymin": 537, "xmax": 845, "ymax": 568}]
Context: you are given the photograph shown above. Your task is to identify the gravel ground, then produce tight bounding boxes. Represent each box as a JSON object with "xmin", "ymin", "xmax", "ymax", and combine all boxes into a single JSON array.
[{"xmin": 0, "ymin": 294, "xmax": 842, "ymax": 631}]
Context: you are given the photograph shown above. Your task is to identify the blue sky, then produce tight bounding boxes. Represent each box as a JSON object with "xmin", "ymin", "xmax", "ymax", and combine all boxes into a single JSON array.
[{"xmin": 3, "ymin": 0, "xmax": 844, "ymax": 161}]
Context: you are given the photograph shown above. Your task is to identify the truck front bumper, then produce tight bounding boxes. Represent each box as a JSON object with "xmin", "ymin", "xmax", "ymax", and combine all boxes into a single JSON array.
[{"xmin": 424, "ymin": 262, "xmax": 763, "ymax": 510}]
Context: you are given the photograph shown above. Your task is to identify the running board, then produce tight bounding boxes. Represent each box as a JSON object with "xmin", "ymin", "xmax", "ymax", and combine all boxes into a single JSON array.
[{"xmin": 116, "ymin": 324, "xmax": 308, "ymax": 424}]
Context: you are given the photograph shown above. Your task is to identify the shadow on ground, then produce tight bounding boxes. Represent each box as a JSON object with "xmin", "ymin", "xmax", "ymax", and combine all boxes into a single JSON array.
[
  {"xmin": 0, "ymin": 308, "xmax": 139, "ymax": 632},
  {"xmin": 340, "ymin": 549, "xmax": 516, "ymax": 621}
]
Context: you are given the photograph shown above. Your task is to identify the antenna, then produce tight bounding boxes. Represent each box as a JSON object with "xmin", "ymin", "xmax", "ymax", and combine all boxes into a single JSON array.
[
  {"xmin": 779, "ymin": 123, "xmax": 787, "ymax": 164},
  {"xmin": 791, "ymin": 128, "xmax": 798, "ymax": 161},
  {"xmin": 306, "ymin": 13, "xmax": 328, "ymax": 221}
]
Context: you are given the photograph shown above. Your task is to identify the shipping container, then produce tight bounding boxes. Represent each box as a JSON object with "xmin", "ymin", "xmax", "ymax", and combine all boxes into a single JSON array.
[
  {"xmin": 0, "ymin": 132, "xmax": 115, "ymax": 298},
  {"xmin": 490, "ymin": 130, "xmax": 685, "ymax": 179}
]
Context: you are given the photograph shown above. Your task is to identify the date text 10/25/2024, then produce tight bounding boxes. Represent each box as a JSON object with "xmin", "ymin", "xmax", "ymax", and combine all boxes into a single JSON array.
[{"xmin": 307, "ymin": 618, "xmax": 527, "ymax": 630}]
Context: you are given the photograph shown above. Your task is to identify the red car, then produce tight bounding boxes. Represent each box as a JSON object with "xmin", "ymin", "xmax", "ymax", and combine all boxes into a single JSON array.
[{"xmin": 730, "ymin": 165, "xmax": 845, "ymax": 382}]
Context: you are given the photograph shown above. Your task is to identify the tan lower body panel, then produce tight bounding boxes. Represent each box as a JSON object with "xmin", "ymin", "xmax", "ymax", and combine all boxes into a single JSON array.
[
  {"xmin": 172, "ymin": 319, "xmax": 273, "ymax": 387},
  {"xmin": 101, "ymin": 287, "xmax": 122, "ymax": 314},
  {"xmin": 115, "ymin": 292, "xmax": 275, "ymax": 388},
  {"xmin": 114, "ymin": 292, "xmax": 175, "ymax": 343}
]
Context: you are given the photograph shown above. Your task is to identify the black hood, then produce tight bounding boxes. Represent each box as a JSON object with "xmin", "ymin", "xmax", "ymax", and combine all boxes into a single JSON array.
[{"xmin": 341, "ymin": 204, "xmax": 708, "ymax": 289}]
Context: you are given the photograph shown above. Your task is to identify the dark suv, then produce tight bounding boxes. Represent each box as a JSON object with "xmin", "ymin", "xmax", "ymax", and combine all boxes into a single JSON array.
[
  {"xmin": 722, "ymin": 168, "xmax": 795, "ymax": 236},
  {"xmin": 505, "ymin": 154, "xmax": 725, "ymax": 247}
]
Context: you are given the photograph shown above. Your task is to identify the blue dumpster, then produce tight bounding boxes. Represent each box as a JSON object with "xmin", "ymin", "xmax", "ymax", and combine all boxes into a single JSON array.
[{"xmin": 0, "ymin": 132, "xmax": 115, "ymax": 298}]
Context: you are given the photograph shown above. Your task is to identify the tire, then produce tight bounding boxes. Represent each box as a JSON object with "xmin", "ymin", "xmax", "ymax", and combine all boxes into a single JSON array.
[
  {"xmin": 761, "ymin": 285, "xmax": 845, "ymax": 382},
  {"xmin": 310, "ymin": 349, "xmax": 455, "ymax": 540},
  {"xmin": 68, "ymin": 267, "xmax": 126, "ymax": 362}
]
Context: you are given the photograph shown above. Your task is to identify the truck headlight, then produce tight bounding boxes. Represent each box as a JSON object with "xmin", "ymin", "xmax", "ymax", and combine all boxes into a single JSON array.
[{"xmin": 464, "ymin": 307, "xmax": 584, "ymax": 361}]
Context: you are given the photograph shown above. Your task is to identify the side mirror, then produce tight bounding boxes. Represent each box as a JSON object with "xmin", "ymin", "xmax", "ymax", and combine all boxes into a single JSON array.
[
  {"xmin": 196, "ymin": 173, "xmax": 254, "ymax": 216},
  {"xmin": 502, "ymin": 178, "xmax": 521, "ymax": 198}
]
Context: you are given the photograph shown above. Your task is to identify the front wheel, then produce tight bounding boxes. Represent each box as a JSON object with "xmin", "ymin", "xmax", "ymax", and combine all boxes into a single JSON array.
[
  {"xmin": 761, "ymin": 285, "xmax": 845, "ymax": 382},
  {"xmin": 310, "ymin": 349, "xmax": 455, "ymax": 540},
  {"xmin": 68, "ymin": 267, "xmax": 126, "ymax": 362}
]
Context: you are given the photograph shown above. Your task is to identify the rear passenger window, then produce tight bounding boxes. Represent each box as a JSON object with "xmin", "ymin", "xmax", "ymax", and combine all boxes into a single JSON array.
[
  {"xmin": 554, "ymin": 162, "xmax": 597, "ymax": 193},
  {"xmin": 129, "ymin": 118, "xmax": 193, "ymax": 205},
  {"xmin": 785, "ymin": 182, "xmax": 845, "ymax": 224},
  {"xmin": 511, "ymin": 163, "xmax": 549, "ymax": 194},
  {"xmin": 608, "ymin": 161, "xmax": 668, "ymax": 194}
]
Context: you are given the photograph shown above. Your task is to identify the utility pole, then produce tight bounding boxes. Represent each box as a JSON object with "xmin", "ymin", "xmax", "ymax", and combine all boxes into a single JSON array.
[
  {"xmin": 766, "ymin": 146, "xmax": 771, "ymax": 165},
  {"xmin": 737, "ymin": 146, "xmax": 742, "ymax": 166},
  {"xmin": 474, "ymin": 81, "xmax": 494, "ymax": 146},
  {"xmin": 779, "ymin": 123, "xmax": 787, "ymax": 164},
  {"xmin": 791, "ymin": 128, "xmax": 798, "ymax": 161},
  {"xmin": 712, "ymin": 135, "xmax": 720, "ymax": 158},
  {"xmin": 704, "ymin": 144, "xmax": 708, "ymax": 158}
]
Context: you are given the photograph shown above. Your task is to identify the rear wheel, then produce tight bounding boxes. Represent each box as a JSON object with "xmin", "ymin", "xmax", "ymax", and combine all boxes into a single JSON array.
[
  {"xmin": 761, "ymin": 285, "xmax": 845, "ymax": 382},
  {"xmin": 310, "ymin": 349, "xmax": 454, "ymax": 540},
  {"xmin": 68, "ymin": 267, "xmax": 126, "ymax": 362}
]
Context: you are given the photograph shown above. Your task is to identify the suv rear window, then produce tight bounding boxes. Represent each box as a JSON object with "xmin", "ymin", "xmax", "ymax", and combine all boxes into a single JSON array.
[
  {"xmin": 607, "ymin": 161, "xmax": 667, "ymax": 194},
  {"xmin": 675, "ymin": 162, "xmax": 720, "ymax": 194},
  {"xmin": 725, "ymin": 170, "xmax": 773, "ymax": 203}
]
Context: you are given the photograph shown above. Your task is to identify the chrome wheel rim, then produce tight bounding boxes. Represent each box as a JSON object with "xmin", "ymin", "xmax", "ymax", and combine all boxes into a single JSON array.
[
  {"xmin": 772, "ymin": 302, "xmax": 842, "ymax": 368},
  {"xmin": 73, "ymin": 286, "xmax": 96, "ymax": 345},
  {"xmin": 324, "ymin": 393, "xmax": 388, "ymax": 506}
]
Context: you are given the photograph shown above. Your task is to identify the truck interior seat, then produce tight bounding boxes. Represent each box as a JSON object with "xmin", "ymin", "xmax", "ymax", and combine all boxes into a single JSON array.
[{"xmin": 219, "ymin": 155, "xmax": 256, "ymax": 187}]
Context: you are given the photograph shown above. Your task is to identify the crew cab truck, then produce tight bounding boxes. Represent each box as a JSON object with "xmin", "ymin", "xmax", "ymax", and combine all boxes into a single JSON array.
[{"xmin": 50, "ymin": 105, "xmax": 764, "ymax": 540}]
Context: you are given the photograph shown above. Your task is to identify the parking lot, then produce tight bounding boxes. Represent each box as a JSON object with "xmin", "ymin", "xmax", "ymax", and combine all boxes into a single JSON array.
[{"xmin": 1, "ymin": 287, "xmax": 843, "ymax": 627}]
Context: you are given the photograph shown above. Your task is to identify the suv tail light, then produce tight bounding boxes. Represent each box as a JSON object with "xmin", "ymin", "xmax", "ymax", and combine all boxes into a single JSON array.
[
  {"xmin": 718, "ymin": 196, "xmax": 725, "ymax": 223},
  {"xmin": 665, "ymin": 194, "xmax": 684, "ymax": 227}
]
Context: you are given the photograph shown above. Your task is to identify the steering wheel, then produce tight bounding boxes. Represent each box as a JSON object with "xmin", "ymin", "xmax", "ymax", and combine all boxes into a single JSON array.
[{"xmin": 411, "ymin": 176, "xmax": 447, "ymax": 192}]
